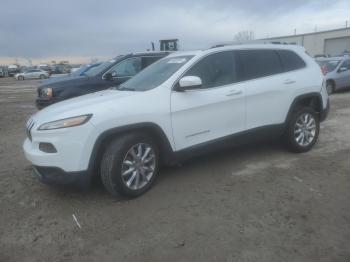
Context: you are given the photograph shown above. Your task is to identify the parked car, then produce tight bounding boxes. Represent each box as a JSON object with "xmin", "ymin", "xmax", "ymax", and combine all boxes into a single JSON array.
[
  {"xmin": 15, "ymin": 69, "xmax": 49, "ymax": 80},
  {"xmin": 23, "ymin": 44, "xmax": 329, "ymax": 197},
  {"xmin": 0, "ymin": 66, "xmax": 8, "ymax": 77},
  {"xmin": 36, "ymin": 52, "xmax": 169, "ymax": 109},
  {"xmin": 69, "ymin": 63, "xmax": 102, "ymax": 77},
  {"xmin": 316, "ymin": 57, "xmax": 350, "ymax": 94},
  {"xmin": 8, "ymin": 65, "xmax": 20, "ymax": 77},
  {"xmin": 38, "ymin": 64, "xmax": 52, "ymax": 76},
  {"xmin": 50, "ymin": 64, "xmax": 71, "ymax": 74},
  {"xmin": 41, "ymin": 63, "xmax": 103, "ymax": 86}
]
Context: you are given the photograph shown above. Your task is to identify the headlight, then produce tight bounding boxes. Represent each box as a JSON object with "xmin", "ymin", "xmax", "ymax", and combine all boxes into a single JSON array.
[
  {"xmin": 41, "ymin": 87, "xmax": 53, "ymax": 98},
  {"xmin": 38, "ymin": 114, "xmax": 92, "ymax": 130}
]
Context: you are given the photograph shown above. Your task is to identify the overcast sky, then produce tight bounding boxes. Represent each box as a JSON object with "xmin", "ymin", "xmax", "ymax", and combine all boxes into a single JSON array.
[{"xmin": 0, "ymin": 0, "xmax": 349, "ymax": 63}]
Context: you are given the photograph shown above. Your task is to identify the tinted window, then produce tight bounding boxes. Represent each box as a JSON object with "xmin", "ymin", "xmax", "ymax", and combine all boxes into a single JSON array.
[
  {"xmin": 317, "ymin": 60, "xmax": 341, "ymax": 72},
  {"xmin": 184, "ymin": 51, "xmax": 239, "ymax": 89},
  {"xmin": 142, "ymin": 56, "xmax": 163, "ymax": 68},
  {"xmin": 109, "ymin": 57, "xmax": 142, "ymax": 77},
  {"xmin": 238, "ymin": 50, "xmax": 283, "ymax": 80},
  {"xmin": 341, "ymin": 59, "xmax": 350, "ymax": 70},
  {"xmin": 278, "ymin": 50, "xmax": 306, "ymax": 71}
]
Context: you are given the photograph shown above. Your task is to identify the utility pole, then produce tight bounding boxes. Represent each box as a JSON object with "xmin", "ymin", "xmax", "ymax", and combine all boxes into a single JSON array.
[{"xmin": 346, "ymin": 20, "xmax": 348, "ymax": 28}]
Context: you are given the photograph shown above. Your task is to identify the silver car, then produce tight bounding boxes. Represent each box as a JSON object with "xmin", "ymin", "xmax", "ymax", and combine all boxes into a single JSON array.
[
  {"xmin": 317, "ymin": 56, "xmax": 350, "ymax": 94},
  {"xmin": 15, "ymin": 69, "xmax": 49, "ymax": 80}
]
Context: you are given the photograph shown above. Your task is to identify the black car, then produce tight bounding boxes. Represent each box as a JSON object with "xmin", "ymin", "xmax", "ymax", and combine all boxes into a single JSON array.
[{"xmin": 36, "ymin": 52, "xmax": 169, "ymax": 109}]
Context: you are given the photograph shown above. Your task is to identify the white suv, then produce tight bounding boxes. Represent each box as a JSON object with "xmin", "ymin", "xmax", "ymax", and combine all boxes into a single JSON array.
[{"xmin": 23, "ymin": 44, "xmax": 329, "ymax": 197}]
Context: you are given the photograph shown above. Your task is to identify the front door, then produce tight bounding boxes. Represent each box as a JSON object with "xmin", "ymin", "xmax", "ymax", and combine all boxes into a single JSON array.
[
  {"xmin": 170, "ymin": 51, "xmax": 246, "ymax": 151},
  {"xmin": 336, "ymin": 59, "xmax": 350, "ymax": 88},
  {"xmin": 106, "ymin": 57, "xmax": 142, "ymax": 86}
]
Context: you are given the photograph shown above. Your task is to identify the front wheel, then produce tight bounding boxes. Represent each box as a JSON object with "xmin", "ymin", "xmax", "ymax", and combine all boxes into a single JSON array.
[
  {"xmin": 283, "ymin": 106, "xmax": 320, "ymax": 153},
  {"xmin": 100, "ymin": 133, "xmax": 159, "ymax": 197}
]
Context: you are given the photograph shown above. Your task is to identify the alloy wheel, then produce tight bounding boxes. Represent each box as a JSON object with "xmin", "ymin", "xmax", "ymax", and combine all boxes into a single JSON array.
[
  {"xmin": 121, "ymin": 143, "xmax": 156, "ymax": 190},
  {"xmin": 294, "ymin": 113, "xmax": 317, "ymax": 147}
]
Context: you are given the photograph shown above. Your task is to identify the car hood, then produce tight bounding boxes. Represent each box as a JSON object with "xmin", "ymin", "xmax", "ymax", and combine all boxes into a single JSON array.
[
  {"xmin": 33, "ymin": 89, "xmax": 135, "ymax": 124},
  {"xmin": 39, "ymin": 75, "xmax": 93, "ymax": 89}
]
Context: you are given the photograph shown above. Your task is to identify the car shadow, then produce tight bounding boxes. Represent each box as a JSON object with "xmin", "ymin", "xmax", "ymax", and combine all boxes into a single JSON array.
[{"xmin": 42, "ymin": 139, "xmax": 287, "ymax": 202}]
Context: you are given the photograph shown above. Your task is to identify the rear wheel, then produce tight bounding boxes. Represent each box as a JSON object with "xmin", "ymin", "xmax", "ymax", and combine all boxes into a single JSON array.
[
  {"xmin": 326, "ymin": 81, "xmax": 335, "ymax": 95},
  {"xmin": 100, "ymin": 133, "xmax": 159, "ymax": 197},
  {"xmin": 284, "ymin": 106, "xmax": 320, "ymax": 153}
]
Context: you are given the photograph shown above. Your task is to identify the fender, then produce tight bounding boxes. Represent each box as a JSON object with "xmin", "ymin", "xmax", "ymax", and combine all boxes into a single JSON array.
[
  {"xmin": 284, "ymin": 92, "xmax": 324, "ymax": 125},
  {"xmin": 87, "ymin": 122, "xmax": 175, "ymax": 176}
]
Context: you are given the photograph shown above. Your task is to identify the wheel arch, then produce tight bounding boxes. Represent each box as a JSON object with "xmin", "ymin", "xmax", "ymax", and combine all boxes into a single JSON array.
[
  {"xmin": 87, "ymin": 122, "xmax": 174, "ymax": 176},
  {"xmin": 285, "ymin": 92, "xmax": 323, "ymax": 124}
]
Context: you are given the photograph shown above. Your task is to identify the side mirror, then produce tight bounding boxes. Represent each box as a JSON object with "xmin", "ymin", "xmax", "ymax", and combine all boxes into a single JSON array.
[
  {"xmin": 175, "ymin": 76, "xmax": 202, "ymax": 92},
  {"xmin": 104, "ymin": 72, "xmax": 113, "ymax": 80},
  {"xmin": 338, "ymin": 67, "xmax": 348, "ymax": 73}
]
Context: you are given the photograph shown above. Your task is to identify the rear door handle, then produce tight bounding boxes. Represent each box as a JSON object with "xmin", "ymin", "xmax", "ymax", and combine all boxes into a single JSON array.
[
  {"xmin": 226, "ymin": 89, "xmax": 242, "ymax": 96},
  {"xmin": 284, "ymin": 79, "xmax": 296, "ymax": 85}
]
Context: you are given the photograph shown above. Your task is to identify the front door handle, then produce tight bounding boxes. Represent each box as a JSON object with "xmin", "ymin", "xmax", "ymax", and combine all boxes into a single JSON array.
[
  {"xmin": 284, "ymin": 79, "xmax": 296, "ymax": 85},
  {"xmin": 226, "ymin": 89, "xmax": 242, "ymax": 96}
]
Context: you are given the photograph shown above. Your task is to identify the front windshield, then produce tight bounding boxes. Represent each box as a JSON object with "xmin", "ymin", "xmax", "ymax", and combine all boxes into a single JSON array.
[
  {"xmin": 84, "ymin": 58, "xmax": 121, "ymax": 77},
  {"xmin": 71, "ymin": 66, "xmax": 88, "ymax": 76},
  {"xmin": 317, "ymin": 60, "xmax": 341, "ymax": 72},
  {"xmin": 116, "ymin": 55, "xmax": 194, "ymax": 91}
]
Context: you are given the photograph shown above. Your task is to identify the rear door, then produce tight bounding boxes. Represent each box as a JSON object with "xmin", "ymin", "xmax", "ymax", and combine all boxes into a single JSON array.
[
  {"xmin": 171, "ymin": 51, "xmax": 246, "ymax": 150},
  {"xmin": 239, "ymin": 49, "xmax": 306, "ymax": 129},
  {"xmin": 26, "ymin": 70, "xmax": 35, "ymax": 79},
  {"xmin": 33, "ymin": 70, "xmax": 41, "ymax": 79}
]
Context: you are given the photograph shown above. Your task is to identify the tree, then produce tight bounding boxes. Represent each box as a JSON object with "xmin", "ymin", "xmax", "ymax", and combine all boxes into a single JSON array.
[{"xmin": 233, "ymin": 31, "xmax": 255, "ymax": 43}]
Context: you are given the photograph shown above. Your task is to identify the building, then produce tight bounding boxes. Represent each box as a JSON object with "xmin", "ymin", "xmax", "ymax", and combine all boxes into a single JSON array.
[{"xmin": 263, "ymin": 27, "xmax": 350, "ymax": 57}]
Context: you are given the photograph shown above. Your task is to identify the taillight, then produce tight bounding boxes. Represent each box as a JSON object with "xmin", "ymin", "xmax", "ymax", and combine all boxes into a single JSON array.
[{"xmin": 321, "ymin": 65, "xmax": 327, "ymax": 75}]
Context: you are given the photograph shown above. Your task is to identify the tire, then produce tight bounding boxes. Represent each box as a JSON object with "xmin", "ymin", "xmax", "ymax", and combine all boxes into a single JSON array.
[
  {"xmin": 326, "ymin": 81, "xmax": 335, "ymax": 95},
  {"xmin": 18, "ymin": 76, "xmax": 24, "ymax": 80},
  {"xmin": 100, "ymin": 133, "xmax": 159, "ymax": 197},
  {"xmin": 283, "ymin": 106, "xmax": 320, "ymax": 153},
  {"xmin": 40, "ymin": 74, "xmax": 46, "ymax": 79}
]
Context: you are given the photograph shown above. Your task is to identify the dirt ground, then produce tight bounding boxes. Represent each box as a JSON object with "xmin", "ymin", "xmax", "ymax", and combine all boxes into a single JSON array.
[{"xmin": 0, "ymin": 77, "xmax": 349, "ymax": 262}]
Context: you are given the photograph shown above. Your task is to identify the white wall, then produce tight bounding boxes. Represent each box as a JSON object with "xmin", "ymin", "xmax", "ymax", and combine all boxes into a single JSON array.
[{"xmin": 264, "ymin": 28, "xmax": 350, "ymax": 56}]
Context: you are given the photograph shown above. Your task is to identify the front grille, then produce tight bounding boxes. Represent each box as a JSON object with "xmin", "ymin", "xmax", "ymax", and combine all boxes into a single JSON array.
[{"xmin": 26, "ymin": 118, "xmax": 35, "ymax": 141}]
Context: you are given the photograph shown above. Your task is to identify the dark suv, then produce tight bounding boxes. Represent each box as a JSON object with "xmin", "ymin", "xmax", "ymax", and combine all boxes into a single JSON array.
[{"xmin": 36, "ymin": 52, "xmax": 169, "ymax": 109}]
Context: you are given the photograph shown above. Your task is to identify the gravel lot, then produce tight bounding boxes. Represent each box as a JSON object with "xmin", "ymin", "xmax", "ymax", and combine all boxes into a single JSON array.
[{"xmin": 0, "ymin": 77, "xmax": 349, "ymax": 262}]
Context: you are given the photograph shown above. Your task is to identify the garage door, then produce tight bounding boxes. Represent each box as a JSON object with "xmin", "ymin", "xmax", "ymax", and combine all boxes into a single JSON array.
[{"xmin": 324, "ymin": 37, "xmax": 350, "ymax": 56}]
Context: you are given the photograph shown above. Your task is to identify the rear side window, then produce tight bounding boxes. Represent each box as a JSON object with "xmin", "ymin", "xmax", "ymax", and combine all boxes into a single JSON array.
[
  {"xmin": 278, "ymin": 50, "xmax": 306, "ymax": 71},
  {"xmin": 238, "ymin": 50, "xmax": 283, "ymax": 80},
  {"xmin": 184, "ymin": 51, "xmax": 239, "ymax": 89}
]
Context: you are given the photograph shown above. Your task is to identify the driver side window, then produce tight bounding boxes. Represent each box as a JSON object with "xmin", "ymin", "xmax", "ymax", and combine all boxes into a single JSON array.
[
  {"xmin": 341, "ymin": 60, "xmax": 350, "ymax": 70},
  {"xmin": 108, "ymin": 57, "xmax": 142, "ymax": 78},
  {"xmin": 183, "ymin": 51, "xmax": 238, "ymax": 89}
]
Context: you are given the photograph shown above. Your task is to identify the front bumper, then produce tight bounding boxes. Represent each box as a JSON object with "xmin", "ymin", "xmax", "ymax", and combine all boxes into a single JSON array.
[
  {"xmin": 33, "ymin": 166, "xmax": 90, "ymax": 188},
  {"xmin": 23, "ymin": 122, "xmax": 97, "ymax": 172}
]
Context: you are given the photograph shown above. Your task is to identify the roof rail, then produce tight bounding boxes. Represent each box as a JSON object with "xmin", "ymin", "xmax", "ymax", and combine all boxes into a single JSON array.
[{"xmin": 209, "ymin": 40, "xmax": 294, "ymax": 49}]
